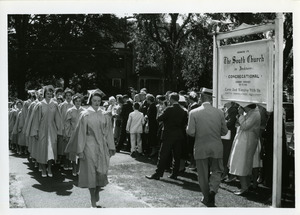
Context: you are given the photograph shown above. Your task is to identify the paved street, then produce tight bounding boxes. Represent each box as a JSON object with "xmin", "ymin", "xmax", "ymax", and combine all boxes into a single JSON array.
[{"xmin": 8, "ymin": 150, "xmax": 294, "ymax": 209}]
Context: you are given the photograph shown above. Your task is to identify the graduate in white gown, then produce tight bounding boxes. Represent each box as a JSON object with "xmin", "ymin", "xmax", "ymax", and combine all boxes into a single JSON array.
[
  {"xmin": 58, "ymin": 87, "xmax": 74, "ymax": 169},
  {"xmin": 25, "ymin": 89, "xmax": 44, "ymax": 167},
  {"xmin": 18, "ymin": 90, "xmax": 36, "ymax": 155},
  {"xmin": 64, "ymin": 93, "xmax": 85, "ymax": 176},
  {"xmin": 29, "ymin": 85, "xmax": 62, "ymax": 177},
  {"xmin": 9, "ymin": 101, "xmax": 18, "ymax": 150},
  {"xmin": 65, "ymin": 89, "xmax": 116, "ymax": 208},
  {"xmin": 11, "ymin": 100, "xmax": 23, "ymax": 154}
]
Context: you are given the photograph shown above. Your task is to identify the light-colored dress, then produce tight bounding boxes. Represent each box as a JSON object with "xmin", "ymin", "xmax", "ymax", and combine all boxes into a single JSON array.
[
  {"xmin": 113, "ymin": 104, "xmax": 122, "ymax": 139},
  {"xmin": 29, "ymin": 99, "xmax": 62, "ymax": 164},
  {"xmin": 228, "ymin": 107, "xmax": 261, "ymax": 176},
  {"xmin": 58, "ymin": 101, "xmax": 74, "ymax": 155},
  {"xmin": 65, "ymin": 106, "xmax": 115, "ymax": 188},
  {"xmin": 252, "ymin": 140, "xmax": 263, "ymax": 168},
  {"xmin": 64, "ymin": 106, "xmax": 85, "ymax": 161}
]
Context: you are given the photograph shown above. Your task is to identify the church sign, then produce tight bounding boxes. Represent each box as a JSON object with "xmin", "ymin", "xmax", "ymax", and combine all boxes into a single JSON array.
[{"xmin": 218, "ymin": 39, "xmax": 274, "ymax": 111}]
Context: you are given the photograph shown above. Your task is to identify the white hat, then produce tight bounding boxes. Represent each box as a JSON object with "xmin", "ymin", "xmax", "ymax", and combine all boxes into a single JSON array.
[
  {"xmin": 27, "ymin": 90, "xmax": 36, "ymax": 96},
  {"xmin": 64, "ymin": 87, "xmax": 74, "ymax": 95},
  {"xmin": 199, "ymin": 87, "xmax": 214, "ymax": 97},
  {"xmin": 179, "ymin": 95, "xmax": 186, "ymax": 103},
  {"xmin": 189, "ymin": 91, "xmax": 198, "ymax": 99},
  {"xmin": 109, "ymin": 96, "xmax": 116, "ymax": 102}
]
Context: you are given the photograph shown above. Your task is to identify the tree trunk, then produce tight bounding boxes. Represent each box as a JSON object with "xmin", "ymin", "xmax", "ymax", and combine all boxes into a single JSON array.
[
  {"xmin": 164, "ymin": 56, "xmax": 174, "ymax": 91},
  {"xmin": 14, "ymin": 15, "xmax": 29, "ymax": 100},
  {"xmin": 16, "ymin": 52, "xmax": 26, "ymax": 100},
  {"xmin": 63, "ymin": 71, "xmax": 70, "ymax": 89}
]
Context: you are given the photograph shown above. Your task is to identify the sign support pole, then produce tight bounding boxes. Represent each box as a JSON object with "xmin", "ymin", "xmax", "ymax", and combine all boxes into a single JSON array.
[
  {"xmin": 272, "ymin": 12, "xmax": 284, "ymax": 208},
  {"xmin": 213, "ymin": 32, "xmax": 219, "ymax": 108}
]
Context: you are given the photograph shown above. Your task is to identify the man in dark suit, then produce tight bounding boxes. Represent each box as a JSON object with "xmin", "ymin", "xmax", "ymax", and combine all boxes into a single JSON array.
[
  {"xmin": 187, "ymin": 88, "xmax": 228, "ymax": 207},
  {"xmin": 116, "ymin": 94, "xmax": 133, "ymax": 152},
  {"xmin": 145, "ymin": 94, "xmax": 158, "ymax": 157},
  {"xmin": 146, "ymin": 93, "xmax": 188, "ymax": 180}
]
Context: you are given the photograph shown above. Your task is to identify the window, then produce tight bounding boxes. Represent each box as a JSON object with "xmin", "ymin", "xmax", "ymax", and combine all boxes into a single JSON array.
[{"xmin": 112, "ymin": 78, "xmax": 122, "ymax": 89}]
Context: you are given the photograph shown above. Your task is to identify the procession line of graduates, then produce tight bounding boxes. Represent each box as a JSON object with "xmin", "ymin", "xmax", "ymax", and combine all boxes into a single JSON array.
[
  {"xmin": 9, "ymin": 86, "xmax": 116, "ymax": 207},
  {"xmin": 10, "ymin": 86, "xmax": 80, "ymax": 177}
]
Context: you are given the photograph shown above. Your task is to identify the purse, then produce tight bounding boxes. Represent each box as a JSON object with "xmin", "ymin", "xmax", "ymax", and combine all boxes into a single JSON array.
[{"xmin": 221, "ymin": 130, "xmax": 231, "ymax": 140}]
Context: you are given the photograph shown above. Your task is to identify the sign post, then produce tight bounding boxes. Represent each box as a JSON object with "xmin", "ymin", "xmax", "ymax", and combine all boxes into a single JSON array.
[
  {"xmin": 213, "ymin": 13, "xmax": 284, "ymax": 207},
  {"xmin": 212, "ymin": 33, "xmax": 220, "ymax": 108},
  {"xmin": 272, "ymin": 13, "xmax": 284, "ymax": 208}
]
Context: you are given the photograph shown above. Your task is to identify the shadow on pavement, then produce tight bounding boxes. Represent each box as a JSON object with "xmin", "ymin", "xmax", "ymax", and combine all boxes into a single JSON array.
[
  {"xmin": 160, "ymin": 177, "xmax": 201, "ymax": 192},
  {"xmin": 221, "ymin": 180, "xmax": 295, "ymax": 208},
  {"xmin": 22, "ymin": 160, "xmax": 77, "ymax": 196}
]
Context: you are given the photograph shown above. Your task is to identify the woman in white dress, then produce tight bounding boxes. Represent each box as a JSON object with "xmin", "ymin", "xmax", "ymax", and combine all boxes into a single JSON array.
[{"xmin": 228, "ymin": 104, "xmax": 261, "ymax": 195}]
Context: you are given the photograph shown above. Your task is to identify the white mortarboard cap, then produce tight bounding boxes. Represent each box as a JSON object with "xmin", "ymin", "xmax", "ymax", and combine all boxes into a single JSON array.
[{"xmin": 87, "ymin": 89, "xmax": 105, "ymax": 104}]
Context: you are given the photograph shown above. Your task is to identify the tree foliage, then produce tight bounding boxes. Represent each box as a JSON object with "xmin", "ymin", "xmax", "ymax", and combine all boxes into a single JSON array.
[
  {"xmin": 8, "ymin": 13, "xmax": 293, "ymax": 100},
  {"xmin": 134, "ymin": 13, "xmax": 203, "ymax": 91},
  {"xmin": 8, "ymin": 14, "xmax": 122, "ymax": 99}
]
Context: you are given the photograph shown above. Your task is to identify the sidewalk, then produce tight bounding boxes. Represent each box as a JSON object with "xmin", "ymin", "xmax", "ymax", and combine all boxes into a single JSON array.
[
  {"xmin": 8, "ymin": 150, "xmax": 294, "ymax": 209},
  {"xmin": 9, "ymin": 151, "xmax": 150, "ymax": 208}
]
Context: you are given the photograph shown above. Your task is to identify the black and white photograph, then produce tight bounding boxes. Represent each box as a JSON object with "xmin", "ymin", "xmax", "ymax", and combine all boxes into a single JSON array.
[{"xmin": 0, "ymin": 0, "xmax": 298, "ymax": 214}]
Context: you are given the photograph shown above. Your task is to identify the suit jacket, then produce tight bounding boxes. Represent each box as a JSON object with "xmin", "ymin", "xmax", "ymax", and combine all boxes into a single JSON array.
[
  {"xmin": 157, "ymin": 103, "xmax": 187, "ymax": 141},
  {"xmin": 147, "ymin": 103, "xmax": 158, "ymax": 132},
  {"xmin": 126, "ymin": 110, "xmax": 144, "ymax": 134},
  {"xmin": 187, "ymin": 102, "xmax": 228, "ymax": 159},
  {"xmin": 120, "ymin": 101, "xmax": 133, "ymax": 126},
  {"xmin": 140, "ymin": 100, "xmax": 149, "ymax": 116}
]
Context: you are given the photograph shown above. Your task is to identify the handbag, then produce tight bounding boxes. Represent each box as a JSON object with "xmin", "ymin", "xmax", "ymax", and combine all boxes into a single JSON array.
[{"xmin": 221, "ymin": 130, "xmax": 231, "ymax": 140}]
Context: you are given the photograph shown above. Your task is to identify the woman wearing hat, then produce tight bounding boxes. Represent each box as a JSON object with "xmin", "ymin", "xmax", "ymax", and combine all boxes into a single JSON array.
[
  {"xmin": 228, "ymin": 103, "xmax": 261, "ymax": 195},
  {"xmin": 29, "ymin": 85, "xmax": 62, "ymax": 177},
  {"xmin": 64, "ymin": 93, "xmax": 85, "ymax": 176},
  {"xmin": 65, "ymin": 89, "xmax": 116, "ymax": 208}
]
